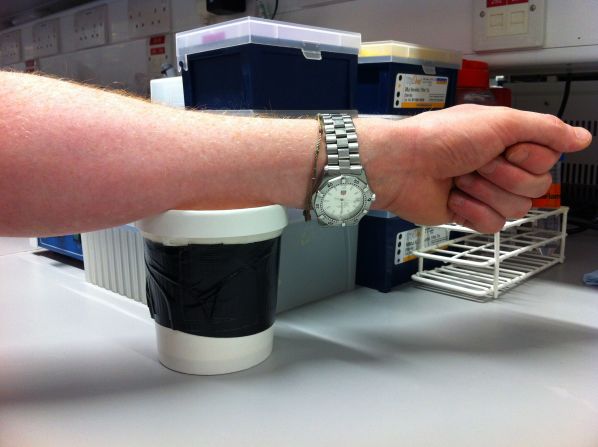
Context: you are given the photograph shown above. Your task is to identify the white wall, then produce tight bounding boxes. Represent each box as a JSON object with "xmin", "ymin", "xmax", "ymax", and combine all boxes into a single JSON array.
[
  {"xmin": 0, "ymin": 238, "xmax": 36, "ymax": 256},
  {"xmin": 279, "ymin": 0, "xmax": 473, "ymax": 52},
  {"xmin": 2, "ymin": 0, "xmax": 598, "ymax": 92}
]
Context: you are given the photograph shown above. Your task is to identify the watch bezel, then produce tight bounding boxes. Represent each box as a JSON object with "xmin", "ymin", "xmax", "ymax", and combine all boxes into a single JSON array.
[{"xmin": 312, "ymin": 174, "xmax": 375, "ymax": 226}]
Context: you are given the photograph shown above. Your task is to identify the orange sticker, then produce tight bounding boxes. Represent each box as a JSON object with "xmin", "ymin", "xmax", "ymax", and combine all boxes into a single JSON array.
[{"xmin": 532, "ymin": 183, "xmax": 561, "ymax": 208}]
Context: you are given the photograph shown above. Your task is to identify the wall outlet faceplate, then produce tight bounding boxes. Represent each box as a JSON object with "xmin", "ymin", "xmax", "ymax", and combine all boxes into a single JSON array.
[
  {"xmin": 473, "ymin": 0, "xmax": 546, "ymax": 52},
  {"xmin": 128, "ymin": 0, "xmax": 171, "ymax": 39},
  {"xmin": 74, "ymin": 5, "xmax": 108, "ymax": 50},
  {"xmin": 1, "ymin": 29, "xmax": 22, "ymax": 65},
  {"xmin": 33, "ymin": 19, "xmax": 60, "ymax": 58}
]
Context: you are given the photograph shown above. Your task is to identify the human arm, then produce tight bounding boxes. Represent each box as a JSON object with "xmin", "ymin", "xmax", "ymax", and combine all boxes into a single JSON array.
[
  {"xmin": 0, "ymin": 71, "xmax": 592, "ymax": 236},
  {"xmin": 0, "ymin": 71, "xmax": 321, "ymax": 236},
  {"xmin": 364, "ymin": 104, "xmax": 593, "ymax": 232}
]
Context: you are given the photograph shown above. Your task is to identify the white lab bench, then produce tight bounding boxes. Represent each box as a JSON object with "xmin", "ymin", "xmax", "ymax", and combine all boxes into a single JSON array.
[{"xmin": 1, "ymin": 232, "xmax": 597, "ymax": 447}]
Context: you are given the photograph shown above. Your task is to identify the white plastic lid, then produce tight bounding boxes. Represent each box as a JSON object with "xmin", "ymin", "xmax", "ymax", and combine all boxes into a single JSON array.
[
  {"xmin": 136, "ymin": 205, "xmax": 288, "ymax": 245},
  {"xmin": 359, "ymin": 40, "xmax": 462, "ymax": 69},
  {"xmin": 176, "ymin": 17, "xmax": 361, "ymax": 70}
]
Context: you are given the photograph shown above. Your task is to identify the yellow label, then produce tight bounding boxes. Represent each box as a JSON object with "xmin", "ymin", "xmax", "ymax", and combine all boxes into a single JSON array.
[
  {"xmin": 394, "ymin": 73, "xmax": 448, "ymax": 110},
  {"xmin": 400, "ymin": 102, "xmax": 445, "ymax": 109}
]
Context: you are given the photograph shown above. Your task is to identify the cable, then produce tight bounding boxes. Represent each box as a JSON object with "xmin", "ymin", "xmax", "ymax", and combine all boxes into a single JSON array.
[
  {"xmin": 556, "ymin": 74, "xmax": 572, "ymax": 119},
  {"xmin": 271, "ymin": 0, "xmax": 279, "ymax": 19}
]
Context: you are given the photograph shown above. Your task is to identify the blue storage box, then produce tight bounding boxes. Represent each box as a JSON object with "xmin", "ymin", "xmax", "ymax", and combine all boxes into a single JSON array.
[
  {"xmin": 357, "ymin": 41, "xmax": 461, "ymax": 115},
  {"xmin": 38, "ymin": 235, "xmax": 84, "ymax": 261},
  {"xmin": 176, "ymin": 17, "xmax": 361, "ymax": 112},
  {"xmin": 356, "ymin": 212, "xmax": 450, "ymax": 293}
]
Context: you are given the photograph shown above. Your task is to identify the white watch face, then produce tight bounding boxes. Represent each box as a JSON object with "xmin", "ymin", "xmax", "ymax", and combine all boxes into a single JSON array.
[
  {"xmin": 322, "ymin": 183, "xmax": 365, "ymax": 220},
  {"xmin": 313, "ymin": 175, "xmax": 375, "ymax": 226}
]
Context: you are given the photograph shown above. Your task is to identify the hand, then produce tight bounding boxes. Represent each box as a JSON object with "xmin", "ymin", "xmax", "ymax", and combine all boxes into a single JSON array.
[{"xmin": 358, "ymin": 104, "xmax": 593, "ymax": 233}]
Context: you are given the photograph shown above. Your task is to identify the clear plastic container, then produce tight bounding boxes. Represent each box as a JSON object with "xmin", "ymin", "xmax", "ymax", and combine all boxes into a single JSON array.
[
  {"xmin": 359, "ymin": 40, "xmax": 462, "ymax": 68},
  {"xmin": 176, "ymin": 17, "xmax": 361, "ymax": 70},
  {"xmin": 534, "ymin": 158, "xmax": 563, "ymax": 256}
]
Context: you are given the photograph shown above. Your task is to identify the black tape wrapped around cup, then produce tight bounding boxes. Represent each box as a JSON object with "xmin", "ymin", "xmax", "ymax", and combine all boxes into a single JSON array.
[
  {"xmin": 144, "ymin": 239, "xmax": 280, "ymax": 338},
  {"xmin": 136, "ymin": 206, "xmax": 288, "ymax": 375}
]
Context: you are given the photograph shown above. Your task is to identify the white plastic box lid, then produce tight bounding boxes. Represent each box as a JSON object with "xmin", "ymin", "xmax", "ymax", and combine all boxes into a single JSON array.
[
  {"xmin": 359, "ymin": 40, "xmax": 462, "ymax": 69},
  {"xmin": 176, "ymin": 17, "xmax": 361, "ymax": 70}
]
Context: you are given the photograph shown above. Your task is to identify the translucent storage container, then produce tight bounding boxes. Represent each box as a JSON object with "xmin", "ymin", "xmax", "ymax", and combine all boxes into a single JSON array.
[
  {"xmin": 176, "ymin": 17, "xmax": 361, "ymax": 112},
  {"xmin": 150, "ymin": 77, "xmax": 185, "ymax": 109},
  {"xmin": 357, "ymin": 40, "xmax": 462, "ymax": 115}
]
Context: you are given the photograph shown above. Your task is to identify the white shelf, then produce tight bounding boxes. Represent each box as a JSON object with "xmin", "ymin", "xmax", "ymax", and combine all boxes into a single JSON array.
[{"xmin": 411, "ymin": 207, "xmax": 569, "ymax": 301}]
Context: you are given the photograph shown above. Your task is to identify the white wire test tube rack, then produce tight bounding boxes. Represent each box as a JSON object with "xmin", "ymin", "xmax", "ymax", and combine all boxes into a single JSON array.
[{"xmin": 411, "ymin": 207, "xmax": 569, "ymax": 302}]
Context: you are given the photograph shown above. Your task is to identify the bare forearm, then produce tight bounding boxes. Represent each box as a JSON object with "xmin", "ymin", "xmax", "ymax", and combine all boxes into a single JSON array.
[
  {"xmin": 0, "ymin": 72, "xmax": 323, "ymax": 236},
  {"xmin": 0, "ymin": 71, "xmax": 590, "ymax": 237}
]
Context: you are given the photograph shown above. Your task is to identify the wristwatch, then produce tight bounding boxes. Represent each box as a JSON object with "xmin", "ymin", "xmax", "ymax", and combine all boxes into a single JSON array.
[{"xmin": 311, "ymin": 113, "xmax": 375, "ymax": 226}]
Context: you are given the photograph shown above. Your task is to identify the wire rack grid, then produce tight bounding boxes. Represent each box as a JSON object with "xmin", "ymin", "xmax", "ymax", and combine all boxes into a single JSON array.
[{"xmin": 411, "ymin": 207, "xmax": 569, "ymax": 302}]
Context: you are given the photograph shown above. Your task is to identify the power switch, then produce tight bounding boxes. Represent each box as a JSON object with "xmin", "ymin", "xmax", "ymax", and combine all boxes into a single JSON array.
[
  {"xmin": 487, "ymin": 13, "xmax": 506, "ymax": 36},
  {"xmin": 507, "ymin": 10, "xmax": 528, "ymax": 35}
]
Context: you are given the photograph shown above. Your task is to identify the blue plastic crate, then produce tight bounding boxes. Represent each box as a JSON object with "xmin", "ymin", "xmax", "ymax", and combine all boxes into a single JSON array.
[
  {"xmin": 38, "ymin": 235, "xmax": 83, "ymax": 261},
  {"xmin": 176, "ymin": 17, "xmax": 361, "ymax": 112},
  {"xmin": 357, "ymin": 41, "xmax": 461, "ymax": 115},
  {"xmin": 356, "ymin": 214, "xmax": 451, "ymax": 293}
]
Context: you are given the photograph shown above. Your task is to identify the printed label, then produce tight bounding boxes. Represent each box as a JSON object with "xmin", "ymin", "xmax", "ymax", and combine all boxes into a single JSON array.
[
  {"xmin": 395, "ymin": 227, "xmax": 450, "ymax": 265},
  {"xmin": 531, "ymin": 183, "xmax": 561, "ymax": 208},
  {"xmin": 394, "ymin": 74, "xmax": 448, "ymax": 109},
  {"xmin": 150, "ymin": 35, "xmax": 166, "ymax": 45},
  {"xmin": 487, "ymin": 0, "xmax": 528, "ymax": 7}
]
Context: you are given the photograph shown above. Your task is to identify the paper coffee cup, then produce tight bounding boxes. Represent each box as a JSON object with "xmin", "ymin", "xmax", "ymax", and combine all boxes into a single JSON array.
[{"xmin": 137, "ymin": 205, "xmax": 288, "ymax": 375}]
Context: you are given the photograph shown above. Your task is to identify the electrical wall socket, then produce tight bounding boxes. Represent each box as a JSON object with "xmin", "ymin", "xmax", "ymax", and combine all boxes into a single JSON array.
[
  {"xmin": 473, "ymin": 0, "xmax": 546, "ymax": 52},
  {"xmin": 74, "ymin": 5, "xmax": 108, "ymax": 50},
  {"xmin": 128, "ymin": 0, "xmax": 171, "ymax": 39},
  {"xmin": 33, "ymin": 19, "xmax": 60, "ymax": 58},
  {"xmin": 1, "ymin": 30, "xmax": 22, "ymax": 65}
]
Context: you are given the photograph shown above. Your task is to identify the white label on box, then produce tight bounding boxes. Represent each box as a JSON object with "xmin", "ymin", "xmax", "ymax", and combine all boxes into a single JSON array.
[
  {"xmin": 394, "ymin": 74, "xmax": 448, "ymax": 109},
  {"xmin": 395, "ymin": 227, "xmax": 450, "ymax": 265}
]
